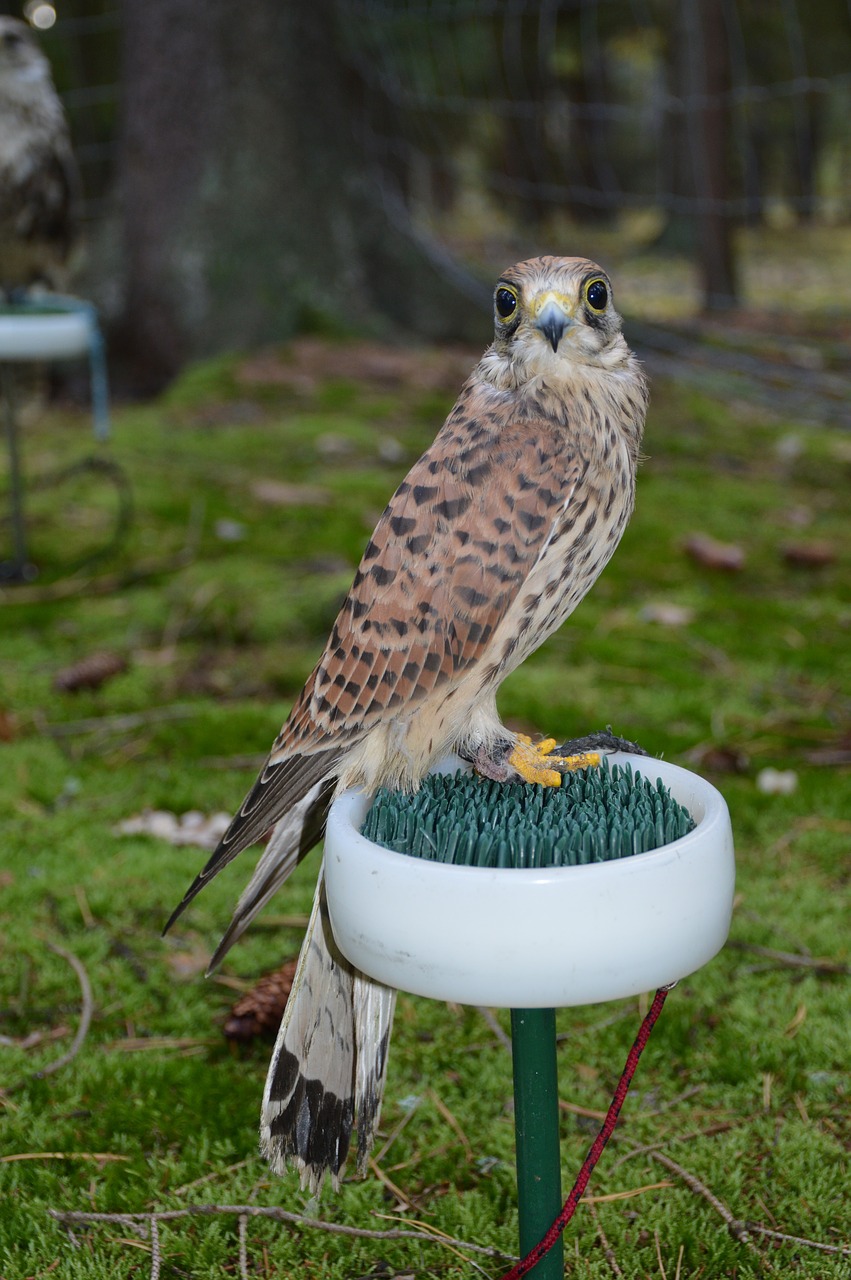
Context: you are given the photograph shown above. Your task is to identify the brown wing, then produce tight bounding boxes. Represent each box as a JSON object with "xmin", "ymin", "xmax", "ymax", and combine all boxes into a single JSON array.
[
  {"xmin": 166, "ymin": 387, "xmax": 580, "ymax": 930},
  {"xmin": 270, "ymin": 387, "xmax": 581, "ymax": 763}
]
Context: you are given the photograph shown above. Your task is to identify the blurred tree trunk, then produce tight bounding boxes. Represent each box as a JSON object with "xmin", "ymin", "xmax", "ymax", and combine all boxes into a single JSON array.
[
  {"xmin": 658, "ymin": 0, "xmax": 738, "ymax": 310},
  {"xmin": 680, "ymin": 0, "xmax": 738, "ymax": 310},
  {"xmin": 115, "ymin": 0, "xmax": 484, "ymax": 390}
]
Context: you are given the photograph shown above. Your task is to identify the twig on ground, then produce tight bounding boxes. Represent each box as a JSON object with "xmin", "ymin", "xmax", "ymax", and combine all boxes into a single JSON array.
[
  {"xmin": 172, "ymin": 1159, "xmax": 252, "ymax": 1197},
  {"xmin": 0, "ymin": 549, "xmax": 194, "ymax": 606},
  {"xmin": 583, "ymin": 1181, "xmax": 672, "ymax": 1204},
  {"xmin": 559, "ymin": 1098, "xmax": 609, "ymax": 1121},
  {"xmin": 428, "ymin": 1087, "xmax": 474, "ymax": 1159},
  {"xmin": 150, "ymin": 1217, "xmax": 161, "ymax": 1280},
  {"xmin": 654, "ymin": 1228, "xmax": 668, "ymax": 1280},
  {"xmin": 726, "ymin": 940, "xmax": 849, "ymax": 976},
  {"xmin": 586, "ymin": 1200, "xmax": 623, "ymax": 1277},
  {"xmin": 201, "ymin": 753, "xmax": 268, "ymax": 771},
  {"xmin": 674, "ymin": 1243, "xmax": 684, "ymax": 1280},
  {"xmin": 608, "ymin": 1121, "xmax": 738, "ymax": 1172},
  {"xmin": 642, "ymin": 1149, "xmax": 767, "ymax": 1265},
  {"xmin": 744, "ymin": 1224, "xmax": 849, "ymax": 1257},
  {"xmin": 48, "ymin": 1205, "xmax": 510, "ymax": 1261},
  {"xmin": 28, "ymin": 944, "xmax": 93, "ymax": 1081},
  {"xmin": 238, "ymin": 1214, "xmax": 249, "ymax": 1280},
  {"xmin": 477, "ymin": 1006, "xmax": 512, "ymax": 1051},
  {"xmin": 0, "ymin": 1152, "xmax": 128, "ymax": 1164},
  {"xmin": 43, "ymin": 704, "xmax": 198, "ymax": 739},
  {"xmin": 0, "ymin": 936, "xmax": 97, "ymax": 1095},
  {"xmin": 372, "ymin": 1098, "xmax": 421, "ymax": 1166},
  {"xmin": 368, "ymin": 1157, "xmax": 417, "ymax": 1210}
]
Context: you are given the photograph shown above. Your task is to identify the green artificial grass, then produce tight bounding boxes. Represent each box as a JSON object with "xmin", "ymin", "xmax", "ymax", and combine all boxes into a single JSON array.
[
  {"xmin": 361, "ymin": 760, "xmax": 695, "ymax": 867},
  {"xmin": 0, "ymin": 329, "xmax": 849, "ymax": 1278}
]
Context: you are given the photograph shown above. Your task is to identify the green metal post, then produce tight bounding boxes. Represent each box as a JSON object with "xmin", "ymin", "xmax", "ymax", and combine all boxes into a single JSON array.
[{"xmin": 510, "ymin": 1008, "xmax": 563, "ymax": 1279}]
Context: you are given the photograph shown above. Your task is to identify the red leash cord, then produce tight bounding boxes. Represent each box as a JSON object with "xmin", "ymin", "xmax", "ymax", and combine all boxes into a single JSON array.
[{"xmin": 499, "ymin": 985, "xmax": 673, "ymax": 1280}]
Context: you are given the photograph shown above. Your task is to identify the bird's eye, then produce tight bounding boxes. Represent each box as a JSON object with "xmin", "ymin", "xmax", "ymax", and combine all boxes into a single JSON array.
[
  {"xmin": 495, "ymin": 286, "xmax": 518, "ymax": 320},
  {"xmin": 585, "ymin": 279, "xmax": 608, "ymax": 312}
]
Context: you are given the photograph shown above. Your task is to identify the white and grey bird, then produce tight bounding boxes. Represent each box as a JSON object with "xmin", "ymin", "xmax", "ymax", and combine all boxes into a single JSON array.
[
  {"xmin": 0, "ymin": 17, "xmax": 79, "ymax": 294},
  {"xmin": 167, "ymin": 256, "xmax": 649, "ymax": 1192}
]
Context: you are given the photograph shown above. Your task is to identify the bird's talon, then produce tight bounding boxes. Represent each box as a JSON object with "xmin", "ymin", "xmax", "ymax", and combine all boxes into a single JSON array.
[{"xmin": 507, "ymin": 737, "xmax": 601, "ymax": 787}]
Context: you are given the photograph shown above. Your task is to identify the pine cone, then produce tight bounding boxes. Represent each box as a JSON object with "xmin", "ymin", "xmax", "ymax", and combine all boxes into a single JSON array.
[
  {"xmin": 223, "ymin": 959, "xmax": 298, "ymax": 1043},
  {"xmin": 54, "ymin": 651, "xmax": 128, "ymax": 693}
]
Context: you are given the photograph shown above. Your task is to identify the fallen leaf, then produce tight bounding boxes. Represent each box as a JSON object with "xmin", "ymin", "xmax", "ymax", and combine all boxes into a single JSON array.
[
  {"xmin": 686, "ymin": 743, "xmax": 750, "ymax": 775},
  {"xmin": 53, "ymin": 651, "xmax": 128, "ymax": 693},
  {"xmin": 640, "ymin": 602, "xmax": 696, "ymax": 626},
  {"xmin": 684, "ymin": 534, "xmax": 745, "ymax": 572},
  {"xmin": 781, "ymin": 541, "xmax": 837, "ymax": 569},
  {"xmin": 115, "ymin": 809, "xmax": 232, "ymax": 849},
  {"xmin": 250, "ymin": 479, "xmax": 330, "ymax": 507},
  {"xmin": 756, "ymin": 767, "xmax": 798, "ymax": 796},
  {"xmin": 167, "ymin": 948, "xmax": 212, "ymax": 980}
]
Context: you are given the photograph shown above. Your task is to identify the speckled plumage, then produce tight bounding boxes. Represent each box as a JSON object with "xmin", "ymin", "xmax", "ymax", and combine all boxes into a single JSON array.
[
  {"xmin": 167, "ymin": 255, "xmax": 648, "ymax": 1191},
  {"xmin": 0, "ymin": 18, "xmax": 78, "ymax": 292}
]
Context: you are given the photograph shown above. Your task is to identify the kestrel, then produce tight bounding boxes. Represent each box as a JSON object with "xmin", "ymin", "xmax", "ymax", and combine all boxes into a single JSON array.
[
  {"xmin": 0, "ymin": 18, "xmax": 79, "ymax": 293},
  {"xmin": 167, "ymin": 255, "xmax": 648, "ymax": 1191}
]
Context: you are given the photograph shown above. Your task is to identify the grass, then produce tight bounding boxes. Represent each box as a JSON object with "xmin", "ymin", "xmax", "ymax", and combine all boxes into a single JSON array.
[{"xmin": 0, "ymin": 329, "xmax": 849, "ymax": 1279}]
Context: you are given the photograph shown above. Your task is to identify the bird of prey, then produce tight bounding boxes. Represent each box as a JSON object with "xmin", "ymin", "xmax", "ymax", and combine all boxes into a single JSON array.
[
  {"xmin": 167, "ymin": 256, "xmax": 648, "ymax": 1192},
  {"xmin": 0, "ymin": 17, "xmax": 79, "ymax": 294}
]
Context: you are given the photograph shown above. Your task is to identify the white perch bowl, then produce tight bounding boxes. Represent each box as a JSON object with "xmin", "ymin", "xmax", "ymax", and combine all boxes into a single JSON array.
[
  {"xmin": 324, "ymin": 753, "xmax": 735, "ymax": 1008},
  {"xmin": 0, "ymin": 310, "xmax": 93, "ymax": 361}
]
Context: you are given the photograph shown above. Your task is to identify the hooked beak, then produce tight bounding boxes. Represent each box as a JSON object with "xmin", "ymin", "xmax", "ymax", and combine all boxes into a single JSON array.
[{"xmin": 534, "ymin": 295, "xmax": 574, "ymax": 352}]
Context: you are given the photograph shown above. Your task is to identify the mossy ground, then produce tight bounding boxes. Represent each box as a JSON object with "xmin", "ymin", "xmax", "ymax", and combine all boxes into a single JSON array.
[{"xmin": 0, "ymin": 325, "xmax": 848, "ymax": 1278}]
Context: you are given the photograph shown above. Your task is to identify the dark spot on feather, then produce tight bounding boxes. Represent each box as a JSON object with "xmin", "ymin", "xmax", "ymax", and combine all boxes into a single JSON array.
[
  {"xmin": 371, "ymin": 564, "xmax": 397, "ymax": 587},
  {"xmin": 518, "ymin": 509, "xmax": 547, "ymax": 533},
  {"xmin": 457, "ymin": 585, "xmax": 490, "ymax": 609},
  {"xmin": 389, "ymin": 514, "xmax": 416, "ymax": 537},
  {"xmin": 413, "ymin": 484, "xmax": 438, "ymax": 505},
  {"xmin": 435, "ymin": 494, "xmax": 472, "ymax": 520},
  {"xmin": 473, "ymin": 538, "xmax": 498, "ymax": 556},
  {"xmin": 466, "ymin": 461, "xmax": 492, "ymax": 485}
]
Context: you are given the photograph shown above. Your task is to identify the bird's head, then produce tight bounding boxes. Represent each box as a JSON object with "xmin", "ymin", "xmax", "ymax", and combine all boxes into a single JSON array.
[
  {"xmin": 0, "ymin": 17, "xmax": 50, "ymax": 85},
  {"xmin": 487, "ymin": 255, "xmax": 628, "ymax": 380}
]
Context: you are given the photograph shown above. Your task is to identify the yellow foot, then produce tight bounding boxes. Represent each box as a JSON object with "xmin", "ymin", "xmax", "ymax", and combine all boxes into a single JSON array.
[{"xmin": 507, "ymin": 735, "xmax": 601, "ymax": 787}]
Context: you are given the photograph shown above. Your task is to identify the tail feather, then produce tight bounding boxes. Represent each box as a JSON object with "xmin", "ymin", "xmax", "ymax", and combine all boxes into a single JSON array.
[
  {"xmin": 164, "ymin": 748, "xmax": 340, "ymax": 935},
  {"xmin": 354, "ymin": 970, "xmax": 396, "ymax": 1177},
  {"xmin": 260, "ymin": 864, "xmax": 396, "ymax": 1193},
  {"xmin": 206, "ymin": 775, "xmax": 335, "ymax": 973}
]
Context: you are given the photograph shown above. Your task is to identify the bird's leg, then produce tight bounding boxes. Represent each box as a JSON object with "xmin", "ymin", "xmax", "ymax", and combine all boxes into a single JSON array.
[{"xmin": 465, "ymin": 735, "xmax": 600, "ymax": 788}]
